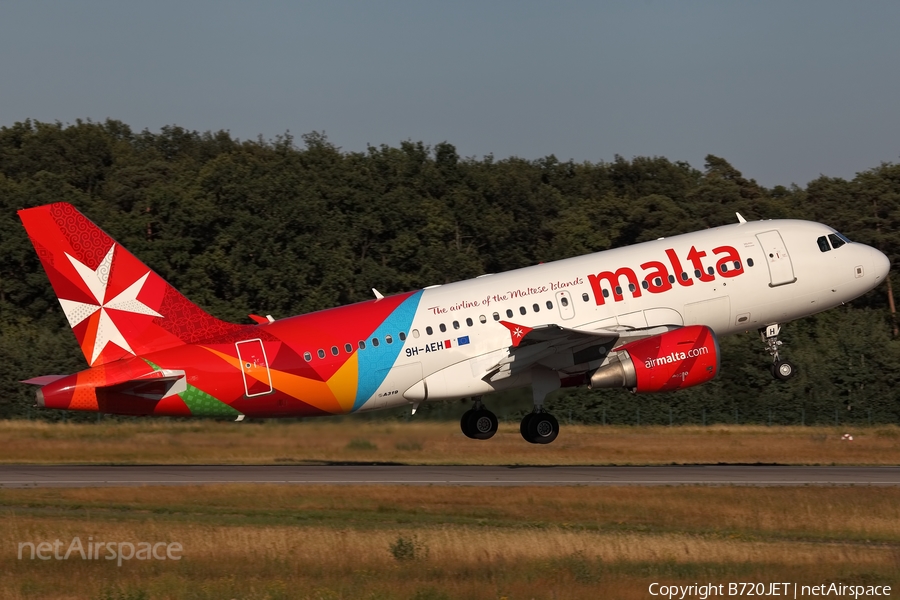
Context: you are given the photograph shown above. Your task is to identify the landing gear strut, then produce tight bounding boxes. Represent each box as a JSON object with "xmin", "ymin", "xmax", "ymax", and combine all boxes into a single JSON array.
[
  {"xmin": 520, "ymin": 367, "xmax": 561, "ymax": 444},
  {"xmin": 460, "ymin": 397, "xmax": 498, "ymax": 440},
  {"xmin": 761, "ymin": 324, "xmax": 796, "ymax": 381}
]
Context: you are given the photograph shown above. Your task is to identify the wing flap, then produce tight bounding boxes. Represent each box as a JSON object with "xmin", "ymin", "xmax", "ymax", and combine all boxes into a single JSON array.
[{"xmin": 485, "ymin": 322, "xmax": 681, "ymax": 381}]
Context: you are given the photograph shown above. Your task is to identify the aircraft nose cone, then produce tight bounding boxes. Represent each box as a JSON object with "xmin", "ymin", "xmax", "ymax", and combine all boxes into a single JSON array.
[{"xmin": 873, "ymin": 248, "xmax": 890, "ymax": 281}]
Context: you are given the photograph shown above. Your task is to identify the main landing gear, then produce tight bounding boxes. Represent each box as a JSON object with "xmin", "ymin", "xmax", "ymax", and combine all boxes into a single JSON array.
[
  {"xmin": 761, "ymin": 324, "xmax": 797, "ymax": 381},
  {"xmin": 520, "ymin": 410, "xmax": 559, "ymax": 444},
  {"xmin": 520, "ymin": 366, "xmax": 561, "ymax": 444},
  {"xmin": 460, "ymin": 397, "xmax": 499, "ymax": 440}
]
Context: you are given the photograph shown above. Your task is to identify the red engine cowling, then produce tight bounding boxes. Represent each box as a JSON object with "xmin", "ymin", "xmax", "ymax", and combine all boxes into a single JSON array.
[{"xmin": 588, "ymin": 325, "xmax": 719, "ymax": 393}]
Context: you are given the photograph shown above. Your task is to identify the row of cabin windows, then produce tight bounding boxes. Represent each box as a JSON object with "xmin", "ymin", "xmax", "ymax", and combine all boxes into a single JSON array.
[
  {"xmin": 300, "ymin": 293, "xmax": 589, "ymax": 361},
  {"xmin": 418, "ymin": 294, "xmax": 588, "ymax": 335},
  {"xmin": 301, "ymin": 265, "xmax": 759, "ymax": 361},
  {"xmin": 303, "ymin": 331, "xmax": 408, "ymax": 361}
]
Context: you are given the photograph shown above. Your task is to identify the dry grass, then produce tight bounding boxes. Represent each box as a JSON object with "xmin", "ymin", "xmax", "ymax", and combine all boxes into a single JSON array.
[
  {"xmin": 2, "ymin": 485, "xmax": 899, "ymax": 599},
  {"xmin": 1, "ymin": 419, "xmax": 899, "ymax": 465}
]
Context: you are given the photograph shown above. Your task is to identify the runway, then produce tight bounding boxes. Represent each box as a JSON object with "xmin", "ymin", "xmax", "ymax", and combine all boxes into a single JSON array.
[{"xmin": 0, "ymin": 465, "xmax": 898, "ymax": 488}]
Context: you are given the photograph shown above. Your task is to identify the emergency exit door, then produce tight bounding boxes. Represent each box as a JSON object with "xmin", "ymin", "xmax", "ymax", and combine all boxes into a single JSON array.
[
  {"xmin": 236, "ymin": 338, "xmax": 273, "ymax": 397},
  {"xmin": 555, "ymin": 291, "xmax": 575, "ymax": 320}
]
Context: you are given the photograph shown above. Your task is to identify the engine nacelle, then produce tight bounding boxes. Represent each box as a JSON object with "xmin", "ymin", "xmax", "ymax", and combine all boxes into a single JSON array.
[{"xmin": 588, "ymin": 325, "xmax": 719, "ymax": 393}]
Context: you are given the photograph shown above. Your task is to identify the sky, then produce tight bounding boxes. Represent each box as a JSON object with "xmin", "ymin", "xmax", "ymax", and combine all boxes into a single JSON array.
[{"xmin": 1, "ymin": 1, "xmax": 898, "ymax": 188}]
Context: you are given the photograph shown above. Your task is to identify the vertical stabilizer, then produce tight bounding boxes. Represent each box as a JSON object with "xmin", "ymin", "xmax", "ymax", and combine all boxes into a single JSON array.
[{"xmin": 19, "ymin": 202, "xmax": 244, "ymax": 366}]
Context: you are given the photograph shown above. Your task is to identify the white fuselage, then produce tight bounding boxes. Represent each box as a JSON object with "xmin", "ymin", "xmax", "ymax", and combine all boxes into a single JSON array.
[{"xmin": 360, "ymin": 219, "xmax": 889, "ymax": 409}]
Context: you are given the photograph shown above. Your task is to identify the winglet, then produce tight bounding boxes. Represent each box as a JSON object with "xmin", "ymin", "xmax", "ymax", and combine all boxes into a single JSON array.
[
  {"xmin": 499, "ymin": 321, "xmax": 534, "ymax": 348},
  {"xmin": 372, "ymin": 288, "xmax": 384, "ymax": 300},
  {"xmin": 736, "ymin": 212, "xmax": 747, "ymax": 224}
]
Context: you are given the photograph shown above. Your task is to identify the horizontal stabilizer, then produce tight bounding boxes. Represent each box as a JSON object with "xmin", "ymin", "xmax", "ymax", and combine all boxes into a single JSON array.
[
  {"xmin": 20, "ymin": 375, "xmax": 69, "ymax": 386},
  {"xmin": 98, "ymin": 373, "xmax": 186, "ymax": 402}
]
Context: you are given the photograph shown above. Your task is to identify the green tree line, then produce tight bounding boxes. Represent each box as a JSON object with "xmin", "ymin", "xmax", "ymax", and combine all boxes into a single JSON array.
[{"xmin": 1, "ymin": 119, "xmax": 898, "ymax": 424}]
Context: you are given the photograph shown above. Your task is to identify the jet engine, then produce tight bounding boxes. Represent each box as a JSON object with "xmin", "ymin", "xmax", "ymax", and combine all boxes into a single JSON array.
[{"xmin": 588, "ymin": 325, "xmax": 719, "ymax": 393}]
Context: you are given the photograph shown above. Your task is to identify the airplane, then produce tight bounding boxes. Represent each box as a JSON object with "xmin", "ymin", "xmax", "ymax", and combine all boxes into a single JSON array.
[{"xmin": 18, "ymin": 202, "xmax": 890, "ymax": 443}]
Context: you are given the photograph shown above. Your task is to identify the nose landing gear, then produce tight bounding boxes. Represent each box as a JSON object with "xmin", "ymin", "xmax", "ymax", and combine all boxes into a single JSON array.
[{"xmin": 761, "ymin": 324, "xmax": 797, "ymax": 381}]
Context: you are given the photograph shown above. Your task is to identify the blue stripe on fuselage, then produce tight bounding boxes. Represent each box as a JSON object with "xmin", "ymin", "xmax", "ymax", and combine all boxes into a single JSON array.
[{"xmin": 353, "ymin": 290, "xmax": 423, "ymax": 410}]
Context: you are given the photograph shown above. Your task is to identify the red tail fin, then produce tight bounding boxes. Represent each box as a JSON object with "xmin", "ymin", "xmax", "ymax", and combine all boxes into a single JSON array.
[{"xmin": 19, "ymin": 202, "xmax": 243, "ymax": 366}]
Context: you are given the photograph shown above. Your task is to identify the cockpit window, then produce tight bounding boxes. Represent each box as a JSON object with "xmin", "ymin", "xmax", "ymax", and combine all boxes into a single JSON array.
[
  {"xmin": 828, "ymin": 233, "xmax": 847, "ymax": 249},
  {"xmin": 816, "ymin": 236, "xmax": 831, "ymax": 253}
]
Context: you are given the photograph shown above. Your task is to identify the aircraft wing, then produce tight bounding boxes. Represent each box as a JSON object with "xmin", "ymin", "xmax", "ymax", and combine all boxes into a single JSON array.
[{"xmin": 485, "ymin": 321, "xmax": 679, "ymax": 381}]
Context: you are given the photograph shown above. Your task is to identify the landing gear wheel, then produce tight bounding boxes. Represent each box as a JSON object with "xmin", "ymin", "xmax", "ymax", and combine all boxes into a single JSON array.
[
  {"xmin": 520, "ymin": 413, "xmax": 536, "ymax": 443},
  {"xmin": 772, "ymin": 360, "xmax": 796, "ymax": 381},
  {"xmin": 470, "ymin": 409, "xmax": 498, "ymax": 440},
  {"xmin": 461, "ymin": 408, "xmax": 497, "ymax": 440},
  {"xmin": 460, "ymin": 409, "xmax": 476, "ymax": 439},
  {"xmin": 522, "ymin": 412, "xmax": 559, "ymax": 444}
]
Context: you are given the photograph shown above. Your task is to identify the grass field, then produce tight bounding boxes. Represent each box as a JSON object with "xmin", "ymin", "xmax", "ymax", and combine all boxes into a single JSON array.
[
  {"xmin": 1, "ymin": 419, "xmax": 899, "ymax": 465},
  {"xmin": 2, "ymin": 484, "xmax": 899, "ymax": 599},
  {"xmin": 2, "ymin": 420, "xmax": 898, "ymax": 598}
]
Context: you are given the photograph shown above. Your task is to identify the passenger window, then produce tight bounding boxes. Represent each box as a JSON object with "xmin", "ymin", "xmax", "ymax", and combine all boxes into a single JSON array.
[
  {"xmin": 519, "ymin": 306, "xmax": 527, "ymax": 315},
  {"xmin": 452, "ymin": 321, "xmax": 460, "ymax": 330},
  {"xmin": 317, "ymin": 349, "xmax": 325, "ymax": 359},
  {"xmin": 668, "ymin": 275, "xmax": 676, "ymax": 283},
  {"xmin": 359, "ymin": 341, "xmax": 366, "ymax": 350},
  {"xmin": 426, "ymin": 326, "xmax": 433, "ymax": 335},
  {"xmin": 385, "ymin": 335, "xmax": 393, "ymax": 344},
  {"xmin": 399, "ymin": 332, "xmax": 406, "ymax": 341},
  {"xmin": 707, "ymin": 266, "xmax": 714, "ymax": 275},
  {"xmin": 602, "ymin": 289, "xmax": 609, "ymax": 298},
  {"xmin": 479, "ymin": 315, "xmax": 487, "ymax": 324},
  {"xmin": 546, "ymin": 300, "xmax": 553, "ymax": 309},
  {"xmin": 817, "ymin": 236, "xmax": 831, "ymax": 252},
  {"xmin": 720, "ymin": 263, "xmax": 728, "ymax": 273},
  {"xmin": 694, "ymin": 269, "xmax": 702, "ymax": 278},
  {"xmin": 493, "ymin": 312, "xmax": 500, "ymax": 321},
  {"xmin": 466, "ymin": 318, "xmax": 473, "ymax": 327},
  {"xmin": 628, "ymin": 283, "xmax": 636, "ymax": 292},
  {"xmin": 747, "ymin": 258, "xmax": 754, "ymax": 267},
  {"xmin": 654, "ymin": 277, "xmax": 662, "ymax": 287},
  {"xmin": 828, "ymin": 234, "xmax": 846, "ymax": 249},
  {"xmin": 344, "ymin": 343, "xmax": 352, "ymax": 353},
  {"xmin": 560, "ymin": 297, "xmax": 569, "ymax": 307},
  {"xmin": 331, "ymin": 346, "xmax": 339, "ymax": 356},
  {"xmin": 303, "ymin": 352, "xmax": 312, "ymax": 362},
  {"xmin": 439, "ymin": 323, "xmax": 447, "ymax": 333},
  {"xmin": 532, "ymin": 303, "xmax": 540, "ymax": 312},
  {"xmin": 641, "ymin": 280, "xmax": 649, "ymax": 290},
  {"xmin": 681, "ymin": 272, "xmax": 689, "ymax": 281},
  {"xmin": 733, "ymin": 261, "xmax": 741, "ymax": 270},
  {"xmin": 372, "ymin": 338, "xmax": 380, "ymax": 347},
  {"xmin": 506, "ymin": 309, "xmax": 513, "ymax": 318},
  {"xmin": 582, "ymin": 293, "xmax": 589, "ymax": 302},
  {"xmin": 615, "ymin": 286, "xmax": 622, "ymax": 295}
]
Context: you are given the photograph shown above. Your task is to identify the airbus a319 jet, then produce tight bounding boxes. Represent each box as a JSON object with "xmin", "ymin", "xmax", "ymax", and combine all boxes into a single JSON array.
[{"xmin": 18, "ymin": 203, "xmax": 889, "ymax": 443}]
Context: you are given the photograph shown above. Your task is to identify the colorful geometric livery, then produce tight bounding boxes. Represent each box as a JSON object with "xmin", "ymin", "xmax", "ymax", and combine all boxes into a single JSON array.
[{"xmin": 19, "ymin": 203, "xmax": 421, "ymax": 418}]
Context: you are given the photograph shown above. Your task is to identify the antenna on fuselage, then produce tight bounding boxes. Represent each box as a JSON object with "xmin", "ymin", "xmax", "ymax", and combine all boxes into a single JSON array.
[
  {"xmin": 372, "ymin": 288, "xmax": 384, "ymax": 300},
  {"xmin": 736, "ymin": 212, "xmax": 747, "ymax": 224}
]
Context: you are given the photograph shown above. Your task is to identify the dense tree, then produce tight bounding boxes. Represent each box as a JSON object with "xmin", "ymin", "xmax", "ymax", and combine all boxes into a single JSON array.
[{"xmin": 0, "ymin": 119, "xmax": 897, "ymax": 423}]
